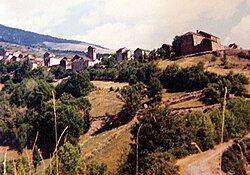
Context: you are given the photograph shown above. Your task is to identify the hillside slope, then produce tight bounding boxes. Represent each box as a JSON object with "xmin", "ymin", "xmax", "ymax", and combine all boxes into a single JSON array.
[{"xmin": 0, "ymin": 24, "xmax": 112, "ymax": 53}]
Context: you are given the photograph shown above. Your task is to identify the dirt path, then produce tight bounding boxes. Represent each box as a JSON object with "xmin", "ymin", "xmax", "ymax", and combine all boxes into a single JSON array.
[{"xmin": 177, "ymin": 134, "xmax": 250, "ymax": 175}]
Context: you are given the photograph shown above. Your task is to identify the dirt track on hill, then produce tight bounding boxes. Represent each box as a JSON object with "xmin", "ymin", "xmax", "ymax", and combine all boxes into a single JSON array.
[{"xmin": 177, "ymin": 134, "xmax": 250, "ymax": 175}]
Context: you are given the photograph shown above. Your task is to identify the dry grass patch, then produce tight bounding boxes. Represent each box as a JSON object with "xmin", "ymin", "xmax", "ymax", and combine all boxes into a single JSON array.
[
  {"xmin": 0, "ymin": 146, "xmax": 19, "ymax": 162},
  {"xmin": 87, "ymin": 90, "xmax": 124, "ymax": 118},
  {"xmin": 79, "ymin": 125, "xmax": 131, "ymax": 174},
  {"xmin": 0, "ymin": 83, "xmax": 4, "ymax": 91},
  {"xmin": 161, "ymin": 89, "xmax": 186, "ymax": 103},
  {"xmin": 91, "ymin": 80, "xmax": 128, "ymax": 90},
  {"xmin": 170, "ymin": 98, "xmax": 204, "ymax": 109},
  {"xmin": 206, "ymin": 67, "xmax": 250, "ymax": 78},
  {"xmin": 156, "ymin": 54, "xmax": 213, "ymax": 70}
]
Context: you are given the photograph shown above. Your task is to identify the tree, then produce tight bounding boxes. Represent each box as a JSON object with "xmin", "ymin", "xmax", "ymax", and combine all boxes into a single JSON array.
[
  {"xmin": 10, "ymin": 78, "xmax": 53, "ymax": 108},
  {"xmin": 56, "ymin": 71, "xmax": 93, "ymax": 98},
  {"xmin": 203, "ymin": 73, "xmax": 248, "ymax": 102},
  {"xmin": 203, "ymin": 83, "xmax": 222, "ymax": 103},
  {"xmin": 102, "ymin": 55, "xmax": 118, "ymax": 68},
  {"xmin": 128, "ymin": 74, "xmax": 137, "ymax": 85},
  {"xmin": 227, "ymin": 97, "xmax": 250, "ymax": 136},
  {"xmin": 86, "ymin": 161, "xmax": 107, "ymax": 175},
  {"xmin": 147, "ymin": 77, "xmax": 163, "ymax": 102},
  {"xmin": 161, "ymin": 63, "xmax": 211, "ymax": 92},
  {"xmin": 172, "ymin": 36, "xmax": 181, "ymax": 56},
  {"xmin": 33, "ymin": 102, "xmax": 86, "ymax": 145},
  {"xmin": 141, "ymin": 151, "xmax": 179, "ymax": 175},
  {"xmin": 47, "ymin": 142, "xmax": 107, "ymax": 175},
  {"xmin": 118, "ymin": 106, "xmax": 182, "ymax": 174},
  {"xmin": 183, "ymin": 110, "xmax": 215, "ymax": 151},
  {"xmin": 222, "ymin": 142, "xmax": 247, "ymax": 175},
  {"xmin": 33, "ymin": 145, "xmax": 41, "ymax": 171},
  {"xmin": 57, "ymin": 142, "xmax": 82, "ymax": 175},
  {"xmin": 0, "ymin": 62, "xmax": 7, "ymax": 74},
  {"xmin": 120, "ymin": 83, "xmax": 146, "ymax": 115},
  {"xmin": 221, "ymin": 54, "xmax": 229, "ymax": 68},
  {"xmin": 13, "ymin": 59, "xmax": 32, "ymax": 83},
  {"xmin": 50, "ymin": 66, "xmax": 67, "ymax": 79},
  {"xmin": 136, "ymin": 69, "xmax": 146, "ymax": 82},
  {"xmin": 14, "ymin": 123, "xmax": 33, "ymax": 152}
]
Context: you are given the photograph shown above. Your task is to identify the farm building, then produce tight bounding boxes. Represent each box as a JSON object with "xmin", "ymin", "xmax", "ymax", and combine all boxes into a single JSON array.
[
  {"xmin": 134, "ymin": 48, "xmax": 150, "ymax": 60},
  {"xmin": 175, "ymin": 30, "xmax": 223, "ymax": 56},
  {"xmin": 116, "ymin": 47, "xmax": 133, "ymax": 62}
]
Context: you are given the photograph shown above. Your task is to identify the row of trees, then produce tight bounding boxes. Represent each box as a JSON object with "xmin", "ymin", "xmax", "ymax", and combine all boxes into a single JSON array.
[{"xmin": 87, "ymin": 60, "xmax": 159, "ymax": 84}]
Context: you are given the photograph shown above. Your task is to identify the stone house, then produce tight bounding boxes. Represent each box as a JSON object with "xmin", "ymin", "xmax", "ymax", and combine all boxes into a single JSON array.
[
  {"xmin": 72, "ymin": 57, "xmax": 90, "ymax": 72},
  {"xmin": 177, "ymin": 30, "xmax": 222, "ymax": 56},
  {"xmin": 71, "ymin": 54, "xmax": 81, "ymax": 62},
  {"xmin": 13, "ymin": 51, "xmax": 24, "ymax": 59},
  {"xmin": 134, "ymin": 48, "xmax": 150, "ymax": 60},
  {"xmin": 116, "ymin": 47, "xmax": 133, "ymax": 62},
  {"xmin": 0, "ymin": 47, "xmax": 6, "ymax": 57},
  {"xmin": 43, "ymin": 51, "xmax": 57, "ymax": 67},
  {"xmin": 60, "ymin": 57, "xmax": 72, "ymax": 70},
  {"xmin": 88, "ymin": 46, "xmax": 97, "ymax": 61}
]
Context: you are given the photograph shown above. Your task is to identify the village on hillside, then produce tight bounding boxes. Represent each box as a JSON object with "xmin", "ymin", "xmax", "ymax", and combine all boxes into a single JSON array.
[{"xmin": 0, "ymin": 30, "xmax": 249, "ymax": 73}]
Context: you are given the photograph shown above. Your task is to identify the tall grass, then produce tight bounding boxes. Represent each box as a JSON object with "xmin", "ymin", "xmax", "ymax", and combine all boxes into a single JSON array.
[
  {"xmin": 3, "ymin": 148, "xmax": 7, "ymax": 175},
  {"xmin": 52, "ymin": 91, "xmax": 59, "ymax": 175},
  {"xmin": 219, "ymin": 87, "xmax": 228, "ymax": 174},
  {"xmin": 6, "ymin": 90, "xmax": 68, "ymax": 175}
]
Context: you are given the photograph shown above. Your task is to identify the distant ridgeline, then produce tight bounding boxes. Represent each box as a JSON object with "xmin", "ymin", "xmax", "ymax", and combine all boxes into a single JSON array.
[{"xmin": 0, "ymin": 24, "xmax": 81, "ymax": 46}]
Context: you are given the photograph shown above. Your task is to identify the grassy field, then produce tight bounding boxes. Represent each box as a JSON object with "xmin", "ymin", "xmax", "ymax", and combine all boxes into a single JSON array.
[
  {"xmin": 87, "ymin": 90, "xmax": 124, "ymax": 118},
  {"xmin": 161, "ymin": 89, "xmax": 186, "ymax": 103},
  {"xmin": 79, "ymin": 125, "xmax": 131, "ymax": 174},
  {"xmin": 86, "ymin": 80, "xmax": 128, "ymax": 118},
  {"xmin": 156, "ymin": 54, "xmax": 214, "ymax": 70},
  {"xmin": 170, "ymin": 98, "xmax": 204, "ymax": 109},
  {"xmin": 91, "ymin": 80, "xmax": 128, "ymax": 90}
]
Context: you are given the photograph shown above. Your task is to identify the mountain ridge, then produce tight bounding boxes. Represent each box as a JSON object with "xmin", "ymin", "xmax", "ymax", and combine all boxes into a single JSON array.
[{"xmin": 0, "ymin": 24, "xmax": 110, "ymax": 53}]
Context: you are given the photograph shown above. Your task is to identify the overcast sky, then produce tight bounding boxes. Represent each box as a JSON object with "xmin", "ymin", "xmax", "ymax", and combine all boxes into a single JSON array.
[{"xmin": 0, "ymin": 0, "xmax": 249, "ymax": 50}]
